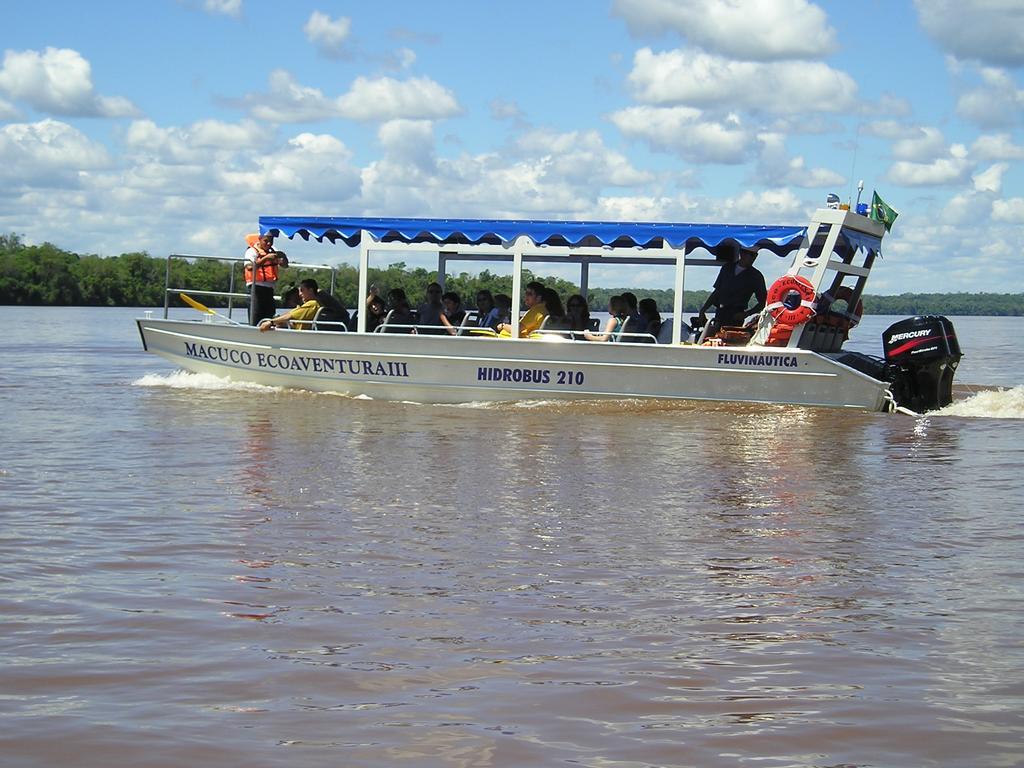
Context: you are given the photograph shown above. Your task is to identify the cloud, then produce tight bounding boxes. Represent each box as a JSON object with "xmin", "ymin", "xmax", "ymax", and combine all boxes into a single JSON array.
[
  {"xmin": 627, "ymin": 48, "xmax": 858, "ymax": 113},
  {"xmin": 0, "ymin": 119, "xmax": 110, "ymax": 189},
  {"xmin": 972, "ymin": 162, "xmax": 1007, "ymax": 194},
  {"xmin": 0, "ymin": 96, "xmax": 21, "ymax": 120},
  {"xmin": 243, "ymin": 70, "xmax": 461, "ymax": 123},
  {"xmin": 124, "ymin": 118, "xmax": 273, "ymax": 164},
  {"xmin": 992, "ymin": 198, "xmax": 1024, "ymax": 223},
  {"xmin": 204, "ymin": 0, "xmax": 241, "ymax": 18},
  {"xmin": 891, "ymin": 126, "xmax": 948, "ymax": 162},
  {"xmin": 303, "ymin": 11, "xmax": 352, "ymax": 58},
  {"xmin": 612, "ymin": 0, "xmax": 836, "ymax": 60},
  {"xmin": 490, "ymin": 98, "xmax": 525, "ymax": 122},
  {"xmin": 360, "ymin": 122, "xmax": 654, "ymax": 218},
  {"xmin": 336, "ymin": 76, "xmax": 461, "ymax": 121},
  {"xmin": 915, "ymin": 0, "xmax": 1024, "ymax": 66},
  {"xmin": 971, "ymin": 133, "xmax": 1024, "ymax": 161},
  {"xmin": 0, "ymin": 48, "xmax": 139, "ymax": 118},
  {"xmin": 512, "ymin": 128, "xmax": 654, "ymax": 187},
  {"xmin": 954, "ymin": 67, "xmax": 1024, "ymax": 129},
  {"xmin": 887, "ymin": 144, "xmax": 971, "ymax": 186},
  {"xmin": 610, "ymin": 105, "xmax": 755, "ymax": 164},
  {"xmin": 756, "ymin": 132, "xmax": 846, "ymax": 188}
]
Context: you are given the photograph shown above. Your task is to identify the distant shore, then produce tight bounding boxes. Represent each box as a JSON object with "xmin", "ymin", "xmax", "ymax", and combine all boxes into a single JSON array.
[{"xmin": 2, "ymin": 234, "xmax": 1021, "ymax": 315}]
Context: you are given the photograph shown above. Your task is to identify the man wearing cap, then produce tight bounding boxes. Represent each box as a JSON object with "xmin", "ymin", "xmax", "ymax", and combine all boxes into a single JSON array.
[{"xmin": 697, "ymin": 244, "xmax": 767, "ymax": 332}]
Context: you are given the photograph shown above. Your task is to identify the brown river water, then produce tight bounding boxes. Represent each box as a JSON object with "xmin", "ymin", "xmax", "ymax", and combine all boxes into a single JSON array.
[{"xmin": 2, "ymin": 307, "xmax": 1023, "ymax": 767}]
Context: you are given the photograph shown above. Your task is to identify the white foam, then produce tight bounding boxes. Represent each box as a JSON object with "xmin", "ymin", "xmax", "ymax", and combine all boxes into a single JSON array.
[
  {"xmin": 133, "ymin": 370, "xmax": 281, "ymax": 393},
  {"xmin": 934, "ymin": 385, "xmax": 1024, "ymax": 419}
]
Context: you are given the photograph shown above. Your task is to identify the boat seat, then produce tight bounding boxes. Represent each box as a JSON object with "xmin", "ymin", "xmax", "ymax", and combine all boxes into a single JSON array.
[
  {"xmin": 656, "ymin": 317, "xmax": 689, "ymax": 344},
  {"xmin": 311, "ymin": 306, "xmax": 347, "ymax": 332},
  {"xmin": 374, "ymin": 309, "xmax": 394, "ymax": 332},
  {"xmin": 456, "ymin": 311, "xmax": 478, "ymax": 336}
]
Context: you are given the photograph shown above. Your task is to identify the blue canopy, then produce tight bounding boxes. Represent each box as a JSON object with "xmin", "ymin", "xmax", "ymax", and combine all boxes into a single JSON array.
[{"xmin": 259, "ymin": 215, "xmax": 809, "ymax": 256}]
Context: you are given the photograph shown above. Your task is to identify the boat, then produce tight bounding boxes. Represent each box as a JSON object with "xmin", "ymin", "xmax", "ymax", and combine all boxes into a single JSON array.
[{"xmin": 136, "ymin": 206, "xmax": 962, "ymax": 413}]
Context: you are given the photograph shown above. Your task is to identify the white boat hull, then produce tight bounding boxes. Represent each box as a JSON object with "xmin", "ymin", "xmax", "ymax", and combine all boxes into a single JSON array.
[{"xmin": 137, "ymin": 319, "xmax": 892, "ymax": 411}]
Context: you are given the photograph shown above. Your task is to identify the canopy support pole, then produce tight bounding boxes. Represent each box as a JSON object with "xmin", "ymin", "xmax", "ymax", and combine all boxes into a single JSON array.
[
  {"xmin": 670, "ymin": 240, "xmax": 687, "ymax": 344},
  {"xmin": 356, "ymin": 230, "xmax": 370, "ymax": 333}
]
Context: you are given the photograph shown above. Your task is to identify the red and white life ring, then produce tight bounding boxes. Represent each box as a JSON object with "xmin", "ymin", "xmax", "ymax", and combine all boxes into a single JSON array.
[{"xmin": 766, "ymin": 275, "xmax": 817, "ymax": 326}]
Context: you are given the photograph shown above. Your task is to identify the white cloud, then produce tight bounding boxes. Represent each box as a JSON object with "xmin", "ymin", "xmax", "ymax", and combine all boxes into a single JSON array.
[
  {"xmin": 0, "ymin": 48, "xmax": 139, "ymax": 118},
  {"xmin": 204, "ymin": 0, "xmax": 241, "ymax": 18},
  {"xmin": 610, "ymin": 105, "xmax": 755, "ymax": 164},
  {"xmin": 891, "ymin": 126, "xmax": 948, "ymax": 162},
  {"xmin": 971, "ymin": 133, "xmax": 1024, "ymax": 161},
  {"xmin": 0, "ymin": 96, "xmax": 21, "ymax": 120},
  {"xmin": 0, "ymin": 119, "xmax": 110, "ymax": 188},
  {"xmin": 246, "ymin": 70, "xmax": 340, "ymax": 123},
  {"xmin": 888, "ymin": 144, "xmax": 972, "ymax": 186},
  {"xmin": 337, "ymin": 76, "xmax": 460, "ymax": 122},
  {"xmin": 915, "ymin": 0, "xmax": 1024, "ymax": 66},
  {"xmin": 360, "ymin": 122, "xmax": 654, "ymax": 219},
  {"xmin": 189, "ymin": 119, "xmax": 273, "ymax": 149},
  {"xmin": 244, "ymin": 71, "xmax": 461, "ymax": 123},
  {"xmin": 627, "ymin": 48, "xmax": 858, "ymax": 113},
  {"xmin": 992, "ymin": 198, "xmax": 1024, "ymax": 223},
  {"xmin": 756, "ymin": 132, "xmax": 846, "ymax": 188},
  {"xmin": 863, "ymin": 121, "xmax": 916, "ymax": 140},
  {"xmin": 124, "ymin": 118, "xmax": 272, "ymax": 164},
  {"xmin": 303, "ymin": 11, "xmax": 352, "ymax": 58},
  {"xmin": 954, "ymin": 67, "xmax": 1024, "ymax": 128},
  {"xmin": 613, "ymin": 0, "xmax": 836, "ymax": 60},
  {"xmin": 972, "ymin": 163, "xmax": 1007, "ymax": 194}
]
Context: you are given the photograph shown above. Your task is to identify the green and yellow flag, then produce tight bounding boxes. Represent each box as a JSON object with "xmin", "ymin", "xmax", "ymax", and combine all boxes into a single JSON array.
[{"xmin": 870, "ymin": 191, "xmax": 899, "ymax": 232}]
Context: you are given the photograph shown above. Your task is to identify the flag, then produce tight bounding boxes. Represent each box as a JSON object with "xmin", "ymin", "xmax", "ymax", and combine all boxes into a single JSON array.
[{"xmin": 870, "ymin": 191, "xmax": 899, "ymax": 232}]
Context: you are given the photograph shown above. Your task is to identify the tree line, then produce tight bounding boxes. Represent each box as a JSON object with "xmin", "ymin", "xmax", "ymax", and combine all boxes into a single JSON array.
[{"xmin": 2, "ymin": 234, "xmax": 1022, "ymax": 315}]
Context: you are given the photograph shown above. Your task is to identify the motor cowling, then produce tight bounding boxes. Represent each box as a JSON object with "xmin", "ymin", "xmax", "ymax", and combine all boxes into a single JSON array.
[{"xmin": 882, "ymin": 315, "xmax": 962, "ymax": 412}]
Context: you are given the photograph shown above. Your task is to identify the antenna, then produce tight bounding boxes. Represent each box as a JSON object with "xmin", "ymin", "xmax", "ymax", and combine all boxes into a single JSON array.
[
  {"xmin": 847, "ymin": 123, "xmax": 862, "ymax": 206},
  {"xmin": 856, "ymin": 179, "xmax": 864, "ymax": 208}
]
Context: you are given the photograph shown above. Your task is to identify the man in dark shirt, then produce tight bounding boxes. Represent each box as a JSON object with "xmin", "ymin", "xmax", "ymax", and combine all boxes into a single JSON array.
[{"xmin": 698, "ymin": 245, "xmax": 767, "ymax": 332}]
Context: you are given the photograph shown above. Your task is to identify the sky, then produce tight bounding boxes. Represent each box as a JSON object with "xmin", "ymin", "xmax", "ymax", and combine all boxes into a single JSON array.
[{"xmin": 2, "ymin": 0, "xmax": 1023, "ymax": 294}]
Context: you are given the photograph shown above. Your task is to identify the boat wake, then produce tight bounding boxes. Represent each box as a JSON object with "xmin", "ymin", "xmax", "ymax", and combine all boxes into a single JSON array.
[
  {"xmin": 934, "ymin": 385, "xmax": 1024, "ymax": 419},
  {"xmin": 133, "ymin": 370, "xmax": 281, "ymax": 393}
]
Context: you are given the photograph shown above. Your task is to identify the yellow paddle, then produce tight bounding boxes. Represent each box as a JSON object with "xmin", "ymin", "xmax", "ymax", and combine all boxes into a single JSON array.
[{"xmin": 179, "ymin": 293, "xmax": 244, "ymax": 325}]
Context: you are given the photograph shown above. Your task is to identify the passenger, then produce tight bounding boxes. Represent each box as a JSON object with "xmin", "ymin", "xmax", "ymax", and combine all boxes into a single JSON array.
[
  {"xmin": 637, "ymin": 298, "xmax": 662, "ymax": 342},
  {"xmin": 244, "ymin": 233, "xmax": 288, "ymax": 325},
  {"xmin": 314, "ymin": 288, "xmax": 351, "ymax": 330},
  {"xmin": 384, "ymin": 287, "xmax": 415, "ymax": 333},
  {"xmin": 357, "ymin": 294, "xmax": 387, "ymax": 332},
  {"xmin": 475, "ymin": 289, "xmax": 502, "ymax": 330},
  {"xmin": 258, "ymin": 278, "xmax": 321, "ymax": 332},
  {"xmin": 497, "ymin": 281, "xmax": 547, "ymax": 337},
  {"xmin": 540, "ymin": 287, "xmax": 570, "ymax": 332},
  {"xmin": 565, "ymin": 294, "xmax": 591, "ymax": 333},
  {"xmin": 493, "ymin": 294, "xmax": 513, "ymax": 327},
  {"xmin": 280, "ymin": 284, "xmax": 300, "ymax": 309},
  {"xmin": 583, "ymin": 294, "xmax": 626, "ymax": 342},
  {"xmin": 697, "ymin": 244, "xmax": 767, "ymax": 335},
  {"xmin": 621, "ymin": 291, "xmax": 643, "ymax": 335},
  {"xmin": 438, "ymin": 291, "xmax": 467, "ymax": 335},
  {"xmin": 417, "ymin": 282, "xmax": 444, "ymax": 334}
]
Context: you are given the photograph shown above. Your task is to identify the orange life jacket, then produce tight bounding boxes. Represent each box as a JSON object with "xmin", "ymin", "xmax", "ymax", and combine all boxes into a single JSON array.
[{"xmin": 244, "ymin": 234, "xmax": 279, "ymax": 284}]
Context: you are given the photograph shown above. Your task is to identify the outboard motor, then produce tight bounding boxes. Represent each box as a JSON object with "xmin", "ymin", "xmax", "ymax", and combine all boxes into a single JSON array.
[{"xmin": 882, "ymin": 315, "xmax": 962, "ymax": 412}]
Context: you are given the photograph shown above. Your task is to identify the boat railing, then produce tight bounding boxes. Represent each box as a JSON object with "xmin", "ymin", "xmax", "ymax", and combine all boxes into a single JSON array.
[{"xmin": 162, "ymin": 252, "xmax": 340, "ymax": 321}]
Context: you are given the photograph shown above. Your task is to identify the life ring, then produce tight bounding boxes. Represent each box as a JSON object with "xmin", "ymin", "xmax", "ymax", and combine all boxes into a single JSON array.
[
  {"xmin": 766, "ymin": 275, "xmax": 816, "ymax": 326},
  {"xmin": 825, "ymin": 285, "xmax": 864, "ymax": 331}
]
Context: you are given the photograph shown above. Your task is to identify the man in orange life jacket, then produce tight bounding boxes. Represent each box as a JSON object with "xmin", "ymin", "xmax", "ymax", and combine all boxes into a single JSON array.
[{"xmin": 244, "ymin": 233, "xmax": 289, "ymax": 325}]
